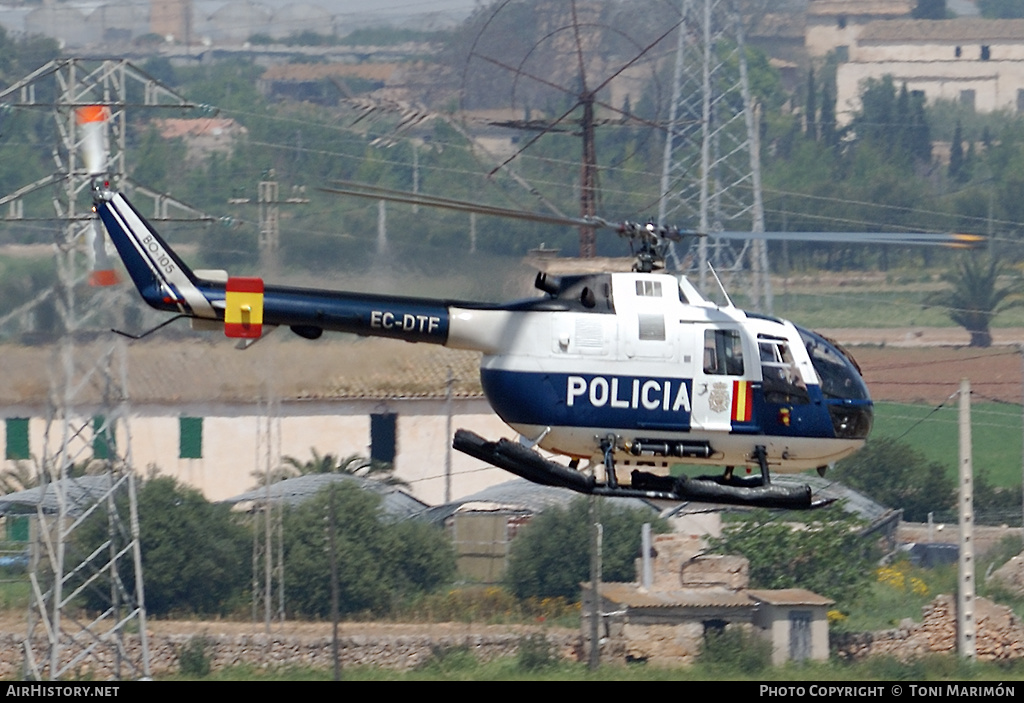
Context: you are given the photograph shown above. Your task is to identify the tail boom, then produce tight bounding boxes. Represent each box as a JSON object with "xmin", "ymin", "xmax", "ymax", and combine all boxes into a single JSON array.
[{"xmin": 94, "ymin": 187, "xmax": 469, "ymax": 346}]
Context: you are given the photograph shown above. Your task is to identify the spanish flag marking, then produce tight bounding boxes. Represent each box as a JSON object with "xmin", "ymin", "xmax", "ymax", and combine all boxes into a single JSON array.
[
  {"xmin": 731, "ymin": 380, "xmax": 753, "ymax": 423},
  {"xmin": 224, "ymin": 276, "xmax": 264, "ymax": 339}
]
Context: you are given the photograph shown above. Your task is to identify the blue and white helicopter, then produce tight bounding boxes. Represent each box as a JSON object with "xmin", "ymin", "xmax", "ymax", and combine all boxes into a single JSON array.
[{"xmin": 83, "ymin": 109, "xmax": 980, "ymax": 510}]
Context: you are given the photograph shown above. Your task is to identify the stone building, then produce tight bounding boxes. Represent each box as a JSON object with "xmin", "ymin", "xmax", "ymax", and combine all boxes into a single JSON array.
[
  {"xmin": 836, "ymin": 18, "xmax": 1024, "ymax": 124},
  {"xmin": 583, "ymin": 533, "xmax": 833, "ymax": 666}
]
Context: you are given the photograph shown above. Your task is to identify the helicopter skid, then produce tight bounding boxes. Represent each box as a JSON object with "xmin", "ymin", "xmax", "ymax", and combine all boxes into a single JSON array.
[
  {"xmin": 453, "ymin": 430, "xmax": 829, "ymax": 510},
  {"xmin": 506, "ymin": 422, "xmax": 863, "ymax": 474}
]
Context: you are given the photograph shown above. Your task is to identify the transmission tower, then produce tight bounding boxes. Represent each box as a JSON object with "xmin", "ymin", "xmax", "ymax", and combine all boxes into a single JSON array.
[
  {"xmin": 0, "ymin": 58, "xmax": 200, "ymax": 679},
  {"xmin": 251, "ymin": 390, "xmax": 285, "ymax": 632},
  {"xmin": 658, "ymin": 0, "xmax": 771, "ymax": 312}
]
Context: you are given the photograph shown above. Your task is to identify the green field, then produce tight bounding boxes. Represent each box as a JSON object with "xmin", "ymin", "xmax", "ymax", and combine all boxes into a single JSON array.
[{"xmin": 871, "ymin": 402, "xmax": 1022, "ymax": 489}]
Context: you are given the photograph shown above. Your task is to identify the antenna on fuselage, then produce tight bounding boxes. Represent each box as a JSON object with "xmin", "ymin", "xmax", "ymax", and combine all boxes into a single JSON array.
[{"xmin": 707, "ymin": 263, "xmax": 734, "ymax": 309}]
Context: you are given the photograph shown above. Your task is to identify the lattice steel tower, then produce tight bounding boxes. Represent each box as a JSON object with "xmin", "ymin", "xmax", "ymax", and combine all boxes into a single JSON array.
[
  {"xmin": 0, "ymin": 59, "xmax": 198, "ymax": 679},
  {"xmin": 659, "ymin": 0, "xmax": 771, "ymax": 312}
]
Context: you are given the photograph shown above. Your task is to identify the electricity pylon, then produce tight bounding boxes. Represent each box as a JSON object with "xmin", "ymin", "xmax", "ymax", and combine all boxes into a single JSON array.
[
  {"xmin": 0, "ymin": 58, "xmax": 200, "ymax": 680},
  {"xmin": 659, "ymin": 0, "xmax": 771, "ymax": 312}
]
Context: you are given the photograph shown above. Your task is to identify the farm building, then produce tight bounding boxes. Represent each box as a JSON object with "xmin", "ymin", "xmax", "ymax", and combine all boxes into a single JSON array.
[
  {"xmin": 584, "ymin": 533, "xmax": 834, "ymax": 667},
  {"xmin": 0, "ymin": 336, "xmax": 513, "ymax": 506},
  {"xmin": 836, "ymin": 18, "xmax": 1024, "ymax": 124}
]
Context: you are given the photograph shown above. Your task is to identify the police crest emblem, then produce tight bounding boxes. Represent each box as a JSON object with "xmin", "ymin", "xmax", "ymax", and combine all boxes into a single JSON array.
[{"xmin": 708, "ymin": 382, "xmax": 730, "ymax": 413}]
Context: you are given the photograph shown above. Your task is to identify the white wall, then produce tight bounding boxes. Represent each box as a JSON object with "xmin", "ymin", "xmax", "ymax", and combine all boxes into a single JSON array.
[{"xmin": 2, "ymin": 397, "xmax": 514, "ymax": 505}]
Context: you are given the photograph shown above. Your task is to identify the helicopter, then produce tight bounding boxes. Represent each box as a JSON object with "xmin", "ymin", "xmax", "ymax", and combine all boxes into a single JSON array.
[{"xmin": 82, "ymin": 111, "xmax": 982, "ymax": 511}]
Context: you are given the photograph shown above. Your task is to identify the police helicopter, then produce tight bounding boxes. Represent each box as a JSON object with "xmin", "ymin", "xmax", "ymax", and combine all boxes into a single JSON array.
[{"xmin": 79, "ymin": 107, "xmax": 981, "ymax": 511}]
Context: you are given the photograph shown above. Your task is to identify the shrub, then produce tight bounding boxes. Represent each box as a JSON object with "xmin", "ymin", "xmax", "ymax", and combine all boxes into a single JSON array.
[
  {"xmin": 178, "ymin": 636, "xmax": 211, "ymax": 677},
  {"xmin": 699, "ymin": 627, "xmax": 772, "ymax": 672},
  {"xmin": 517, "ymin": 633, "xmax": 555, "ymax": 671}
]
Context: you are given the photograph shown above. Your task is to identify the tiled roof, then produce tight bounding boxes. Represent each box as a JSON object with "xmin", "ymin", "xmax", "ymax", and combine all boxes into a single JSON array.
[
  {"xmin": 153, "ymin": 118, "xmax": 247, "ymax": 140},
  {"xmin": 599, "ymin": 582, "xmax": 755, "ymax": 609},
  {"xmin": 222, "ymin": 472, "xmax": 428, "ymax": 519},
  {"xmin": 0, "ymin": 475, "xmax": 115, "ymax": 516},
  {"xmin": 859, "ymin": 18, "xmax": 1024, "ymax": 42},
  {"xmin": 419, "ymin": 478, "xmax": 659, "ymax": 525},
  {"xmin": 261, "ymin": 63, "xmax": 397, "ymax": 82},
  {"xmin": 746, "ymin": 588, "xmax": 834, "ymax": 607},
  {"xmin": 808, "ymin": 0, "xmax": 912, "ymax": 17},
  {"xmin": 0, "ymin": 337, "xmax": 485, "ymax": 407}
]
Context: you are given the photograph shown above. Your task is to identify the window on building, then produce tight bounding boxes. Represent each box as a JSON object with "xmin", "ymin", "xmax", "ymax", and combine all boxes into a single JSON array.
[
  {"xmin": 1017, "ymin": 89, "xmax": 1024, "ymax": 114},
  {"xmin": 93, "ymin": 415, "xmax": 114, "ymax": 460},
  {"xmin": 370, "ymin": 413, "xmax": 397, "ymax": 466},
  {"xmin": 981, "ymin": 45, "xmax": 991, "ymax": 61},
  {"xmin": 960, "ymin": 90, "xmax": 976, "ymax": 111},
  {"xmin": 179, "ymin": 417, "xmax": 203, "ymax": 459},
  {"xmin": 835, "ymin": 45, "xmax": 849, "ymax": 63},
  {"xmin": 836, "ymin": 15, "xmax": 847, "ymax": 29},
  {"xmin": 955, "ymin": 45, "xmax": 962, "ymax": 58},
  {"xmin": 5, "ymin": 418, "xmax": 29, "ymax": 460},
  {"xmin": 6, "ymin": 515, "xmax": 29, "ymax": 542}
]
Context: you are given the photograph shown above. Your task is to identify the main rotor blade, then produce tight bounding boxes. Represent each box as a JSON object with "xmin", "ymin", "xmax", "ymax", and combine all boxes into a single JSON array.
[
  {"xmin": 711, "ymin": 230, "xmax": 985, "ymax": 249},
  {"xmin": 322, "ymin": 181, "xmax": 604, "ymax": 229},
  {"xmin": 322, "ymin": 182, "xmax": 984, "ymax": 249}
]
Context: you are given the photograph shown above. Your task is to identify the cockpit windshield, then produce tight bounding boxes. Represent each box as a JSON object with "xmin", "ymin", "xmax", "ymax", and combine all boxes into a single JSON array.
[{"xmin": 796, "ymin": 326, "xmax": 870, "ymax": 401}]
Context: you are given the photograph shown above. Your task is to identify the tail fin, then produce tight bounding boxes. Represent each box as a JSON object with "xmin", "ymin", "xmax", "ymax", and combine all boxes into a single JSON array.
[
  {"xmin": 94, "ymin": 189, "xmax": 216, "ymax": 319},
  {"xmin": 77, "ymin": 106, "xmax": 119, "ymax": 287}
]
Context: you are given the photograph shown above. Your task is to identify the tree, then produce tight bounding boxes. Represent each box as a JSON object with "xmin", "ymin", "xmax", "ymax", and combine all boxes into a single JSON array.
[
  {"xmin": 949, "ymin": 121, "xmax": 965, "ymax": 182},
  {"xmin": 925, "ymin": 253, "xmax": 1024, "ymax": 347},
  {"xmin": 0, "ymin": 461, "xmax": 34, "ymax": 494},
  {"xmin": 74, "ymin": 476, "xmax": 250, "ymax": 616},
  {"xmin": 819, "ymin": 76, "xmax": 838, "ymax": 150},
  {"xmin": 707, "ymin": 511, "xmax": 876, "ymax": 604},
  {"xmin": 833, "ymin": 437, "xmax": 956, "ymax": 522},
  {"xmin": 805, "ymin": 68, "xmax": 817, "ymax": 140},
  {"xmin": 912, "ymin": 0, "xmax": 948, "ymax": 19},
  {"xmin": 282, "ymin": 483, "xmax": 454, "ymax": 617},
  {"xmin": 853, "ymin": 77, "xmax": 932, "ymax": 166},
  {"xmin": 505, "ymin": 497, "xmax": 669, "ymax": 600},
  {"xmin": 979, "ymin": 0, "xmax": 1024, "ymax": 18},
  {"xmin": 264, "ymin": 448, "xmax": 409, "ymax": 488}
]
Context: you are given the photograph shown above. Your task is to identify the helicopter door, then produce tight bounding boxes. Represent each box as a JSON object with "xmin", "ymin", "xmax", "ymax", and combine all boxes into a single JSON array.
[{"xmin": 691, "ymin": 327, "xmax": 752, "ymax": 432}]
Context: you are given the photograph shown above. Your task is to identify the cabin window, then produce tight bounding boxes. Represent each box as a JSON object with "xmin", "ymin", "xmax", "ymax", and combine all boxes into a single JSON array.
[
  {"xmin": 635, "ymin": 280, "xmax": 662, "ymax": 297},
  {"xmin": 759, "ymin": 340, "xmax": 808, "ymax": 403},
  {"xmin": 179, "ymin": 417, "xmax": 203, "ymax": 459},
  {"xmin": 5, "ymin": 418, "xmax": 29, "ymax": 460},
  {"xmin": 703, "ymin": 329, "xmax": 744, "ymax": 376},
  {"xmin": 638, "ymin": 314, "xmax": 666, "ymax": 341},
  {"xmin": 371, "ymin": 413, "xmax": 397, "ymax": 466}
]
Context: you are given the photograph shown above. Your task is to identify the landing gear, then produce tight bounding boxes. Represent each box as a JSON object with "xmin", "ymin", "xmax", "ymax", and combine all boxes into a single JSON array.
[
  {"xmin": 453, "ymin": 430, "xmax": 833, "ymax": 510},
  {"xmin": 753, "ymin": 445, "xmax": 770, "ymax": 485},
  {"xmin": 601, "ymin": 435, "xmax": 618, "ymax": 489}
]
